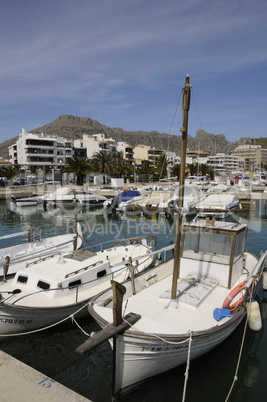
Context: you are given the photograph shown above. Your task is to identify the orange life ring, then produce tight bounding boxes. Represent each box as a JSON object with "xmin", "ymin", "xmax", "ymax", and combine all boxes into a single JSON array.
[{"xmin": 223, "ymin": 281, "xmax": 247, "ymax": 310}]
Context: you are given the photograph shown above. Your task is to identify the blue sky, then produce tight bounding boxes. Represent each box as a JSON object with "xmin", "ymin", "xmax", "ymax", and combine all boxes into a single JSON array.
[{"xmin": 1, "ymin": 0, "xmax": 267, "ymax": 144}]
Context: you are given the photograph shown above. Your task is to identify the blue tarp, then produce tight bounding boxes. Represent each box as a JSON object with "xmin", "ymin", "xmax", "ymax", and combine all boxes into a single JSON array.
[{"xmin": 117, "ymin": 191, "xmax": 142, "ymax": 203}]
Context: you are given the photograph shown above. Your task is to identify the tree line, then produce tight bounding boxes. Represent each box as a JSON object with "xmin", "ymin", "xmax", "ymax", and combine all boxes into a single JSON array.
[{"xmin": 0, "ymin": 151, "xmax": 216, "ymax": 186}]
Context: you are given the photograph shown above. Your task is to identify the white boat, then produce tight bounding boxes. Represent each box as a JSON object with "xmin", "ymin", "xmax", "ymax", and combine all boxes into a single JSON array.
[
  {"xmin": 0, "ymin": 224, "xmax": 83, "ymax": 278},
  {"xmin": 192, "ymin": 193, "xmax": 240, "ymax": 218},
  {"xmin": 184, "ymin": 175, "xmax": 209, "ymax": 185},
  {"xmin": 88, "ymin": 220, "xmax": 267, "ymax": 397},
  {"xmin": 158, "ymin": 184, "xmax": 204, "ymax": 215},
  {"xmin": 0, "ymin": 236, "xmax": 156, "ymax": 335},
  {"xmin": 78, "ymin": 75, "xmax": 267, "ymax": 399},
  {"xmin": 43, "ymin": 187, "xmax": 107, "ymax": 206},
  {"xmin": 10, "ymin": 195, "xmax": 42, "ymax": 207}
]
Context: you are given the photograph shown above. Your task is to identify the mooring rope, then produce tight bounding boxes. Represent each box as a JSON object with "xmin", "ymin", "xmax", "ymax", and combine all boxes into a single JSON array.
[
  {"xmin": 224, "ymin": 319, "xmax": 248, "ymax": 402},
  {"xmin": 71, "ymin": 314, "xmax": 90, "ymax": 336},
  {"xmin": 182, "ymin": 331, "xmax": 193, "ymax": 402},
  {"xmin": 123, "ymin": 316, "xmax": 191, "ymax": 345},
  {"xmin": 224, "ymin": 278, "xmax": 257, "ymax": 401}
]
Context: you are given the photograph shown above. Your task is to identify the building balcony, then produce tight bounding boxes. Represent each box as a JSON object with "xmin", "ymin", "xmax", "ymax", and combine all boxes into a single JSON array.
[
  {"xmin": 26, "ymin": 150, "xmax": 55, "ymax": 157},
  {"xmin": 25, "ymin": 143, "xmax": 54, "ymax": 149},
  {"xmin": 26, "ymin": 157, "xmax": 55, "ymax": 164}
]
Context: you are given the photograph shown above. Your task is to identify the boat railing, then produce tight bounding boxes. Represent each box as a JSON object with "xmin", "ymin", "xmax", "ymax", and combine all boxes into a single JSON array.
[
  {"xmin": 83, "ymin": 235, "xmax": 150, "ymax": 253},
  {"xmin": 0, "ymin": 231, "xmax": 29, "ymax": 241},
  {"xmin": 64, "ymin": 260, "xmax": 104, "ymax": 279},
  {"xmin": 0, "ymin": 238, "xmax": 75, "ymax": 269},
  {"xmin": 245, "ymin": 250, "xmax": 267, "ymax": 289},
  {"xmin": 0, "ymin": 235, "xmax": 151, "ymax": 271},
  {"xmin": 7, "ymin": 243, "xmax": 175, "ymax": 306}
]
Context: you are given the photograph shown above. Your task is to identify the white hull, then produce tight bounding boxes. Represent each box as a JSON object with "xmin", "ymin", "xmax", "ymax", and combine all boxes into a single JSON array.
[
  {"xmin": 14, "ymin": 201, "xmax": 39, "ymax": 207},
  {"xmin": 114, "ymin": 314, "xmax": 243, "ymax": 395},
  {"xmin": 43, "ymin": 187, "xmax": 107, "ymax": 206},
  {"xmin": 0, "ymin": 302, "xmax": 89, "ymax": 335}
]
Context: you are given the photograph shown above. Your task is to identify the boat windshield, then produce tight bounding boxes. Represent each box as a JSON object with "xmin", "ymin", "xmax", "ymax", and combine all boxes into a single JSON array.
[{"xmin": 182, "ymin": 229, "xmax": 233, "ymax": 264}]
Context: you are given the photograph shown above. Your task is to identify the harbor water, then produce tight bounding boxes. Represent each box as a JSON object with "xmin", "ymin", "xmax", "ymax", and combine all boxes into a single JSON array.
[{"xmin": 0, "ymin": 201, "xmax": 267, "ymax": 402}]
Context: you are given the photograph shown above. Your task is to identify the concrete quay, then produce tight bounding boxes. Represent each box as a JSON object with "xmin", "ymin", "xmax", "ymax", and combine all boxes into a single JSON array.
[{"xmin": 0, "ymin": 351, "xmax": 91, "ymax": 402}]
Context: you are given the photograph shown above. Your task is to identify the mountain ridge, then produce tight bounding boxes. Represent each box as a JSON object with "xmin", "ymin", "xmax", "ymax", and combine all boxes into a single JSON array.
[{"xmin": 0, "ymin": 114, "xmax": 254, "ymax": 160}]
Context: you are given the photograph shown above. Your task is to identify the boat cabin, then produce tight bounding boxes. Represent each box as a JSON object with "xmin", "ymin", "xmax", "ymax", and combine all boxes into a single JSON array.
[{"xmin": 180, "ymin": 220, "xmax": 247, "ymax": 289}]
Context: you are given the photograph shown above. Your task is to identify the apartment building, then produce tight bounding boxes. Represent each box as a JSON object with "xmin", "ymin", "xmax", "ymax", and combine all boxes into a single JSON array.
[
  {"xmin": 133, "ymin": 145, "xmax": 164, "ymax": 166},
  {"xmin": 117, "ymin": 142, "xmax": 134, "ymax": 161},
  {"xmin": 74, "ymin": 133, "xmax": 117, "ymax": 158},
  {"xmin": 207, "ymin": 153, "xmax": 239, "ymax": 173},
  {"xmin": 8, "ymin": 128, "xmax": 83, "ymax": 168},
  {"xmin": 230, "ymin": 144, "xmax": 267, "ymax": 171}
]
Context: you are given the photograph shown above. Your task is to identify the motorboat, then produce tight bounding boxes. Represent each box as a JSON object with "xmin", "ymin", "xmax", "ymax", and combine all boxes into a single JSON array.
[
  {"xmin": 103, "ymin": 190, "xmax": 145, "ymax": 212},
  {"xmin": 207, "ymin": 183, "xmax": 230, "ymax": 192},
  {"xmin": 0, "ymin": 224, "xmax": 83, "ymax": 278},
  {"xmin": 192, "ymin": 193, "xmax": 240, "ymax": 219},
  {"xmin": 43, "ymin": 187, "xmax": 107, "ymax": 206},
  {"xmin": 10, "ymin": 195, "xmax": 43, "ymax": 207},
  {"xmin": 77, "ymin": 75, "xmax": 267, "ymax": 399},
  {"xmin": 184, "ymin": 175, "xmax": 209, "ymax": 185},
  {"xmin": 0, "ymin": 236, "xmax": 156, "ymax": 335},
  {"xmin": 158, "ymin": 184, "xmax": 204, "ymax": 216}
]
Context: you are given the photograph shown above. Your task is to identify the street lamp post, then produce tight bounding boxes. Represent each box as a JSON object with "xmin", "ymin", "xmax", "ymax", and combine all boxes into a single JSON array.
[
  {"xmin": 132, "ymin": 161, "xmax": 136, "ymax": 186},
  {"xmin": 59, "ymin": 160, "xmax": 63, "ymax": 186}
]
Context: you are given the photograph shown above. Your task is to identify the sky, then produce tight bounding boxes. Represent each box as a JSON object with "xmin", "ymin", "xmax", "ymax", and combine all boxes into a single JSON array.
[{"xmin": 1, "ymin": 0, "xmax": 267, "ymax": 145}]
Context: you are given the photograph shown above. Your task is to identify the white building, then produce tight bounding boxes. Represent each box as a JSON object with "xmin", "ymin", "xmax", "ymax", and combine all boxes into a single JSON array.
[
  {"xmin": 207, "ymin": 153, "xmax": 239, "ymax": 174},
  {"xmin": 165, "ymin": 151, "xmax": 180, "ymax": 167},
  {"xmin": 230, "ymin": 144, "xmax": 267, "ymax": 171},
  {"xmin": 75, "ymin": 133, "xmax": 117, "ymax": 158},
  {"xmin": 8, "ymin": 128, "xmax": 75, "ymax": 168},
  {"xmin": 117, "ymin": 142, "xmax": 134, "ymax": 161}
]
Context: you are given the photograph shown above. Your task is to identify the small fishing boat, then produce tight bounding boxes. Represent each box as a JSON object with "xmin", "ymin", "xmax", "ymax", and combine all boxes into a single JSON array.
[
  {"xmin": 0, "ymin": 224, "xmax": 83, "ymax": 278},
  {"xmin": 192, "ymin": 193, "xmax": 240, "ymax": 218},
  {"xmin": 87, "ymin": 220, "xmax": 267, "ymax": 397},
  {"xmin": 0, "ymin": 236, "xmax": 156, "ymax": 335},
  {"xmin": 77, "ymin": 75, "xmax": 267, "ymax": 399}
]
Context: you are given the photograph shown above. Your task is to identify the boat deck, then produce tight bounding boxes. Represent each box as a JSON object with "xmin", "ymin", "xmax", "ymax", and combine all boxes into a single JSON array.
[{"xmin": 96, "ymin": 268, "xmax": 249, "ymax": 335}]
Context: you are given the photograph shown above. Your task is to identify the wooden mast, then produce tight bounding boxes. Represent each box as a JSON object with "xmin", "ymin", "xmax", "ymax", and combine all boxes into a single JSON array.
[{"xmin": 171, "ymin": 74, "xmax": 191, "ymax": 302}]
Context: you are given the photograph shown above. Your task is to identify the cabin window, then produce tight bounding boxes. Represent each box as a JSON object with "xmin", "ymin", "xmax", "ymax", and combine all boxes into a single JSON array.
[
  {"xmin": 182, "ymin": 230, "xmax": 233, "ymax": 264},
  {"xmin": 17, "ymin": 275, "xmax": 28, "ymax": 284},
  {"xmin": 97, "ymin": 270, "xmax": 106, "ymax": 278},
  {"xmin": 68, "ymin": 279, "xmax": 82, "ymax": 289},
  {"xmin": 37, "ymin": 280, "xmax": 50, "ymax": 290},
  {"xmin": 234, "ymin": 231, "xmax": 246, "ymax": 260}
]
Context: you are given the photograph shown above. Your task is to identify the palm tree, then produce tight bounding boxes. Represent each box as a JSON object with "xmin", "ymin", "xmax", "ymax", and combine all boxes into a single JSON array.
[
  {"xmin": 139, "ymin": 160, "xmax": 155, "ymax": 183},
  {"xmin": 111, "ymin": 152, "xmax": 133, "ymax": 177},
  {"xmin": 170, "ymin": 164, "xmax": 180, "ymax": 180},
  {"xmin": 155, "ymin": 154, "xmax": 170, "ymax": 179},
  {"xmin": 63, "ymin": 157, "xmax": 92, "ymax": 185},
  {"xmin": 0, "ymin": 165, "xmax": 20, "ymax": 184},
  {"xmin": 92, "ymin": 151, "xmax": 113, "ymax": 184}
]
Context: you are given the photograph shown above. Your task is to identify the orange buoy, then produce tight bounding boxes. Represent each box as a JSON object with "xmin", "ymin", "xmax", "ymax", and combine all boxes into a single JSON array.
[{"xmin": 223, "ymin": 281, "xmax": 247, "ymax": 310}]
